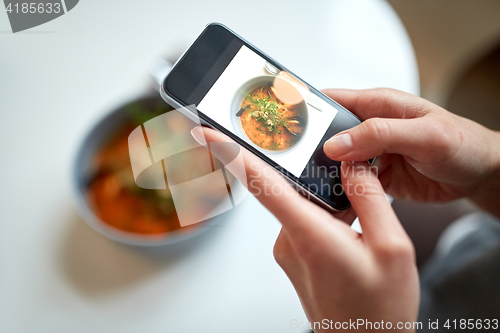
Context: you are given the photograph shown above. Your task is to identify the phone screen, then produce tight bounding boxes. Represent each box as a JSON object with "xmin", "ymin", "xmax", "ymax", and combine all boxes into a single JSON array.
[{"xmin": 164, "ymin": 24, "xmax": 362, "ymax": 210}]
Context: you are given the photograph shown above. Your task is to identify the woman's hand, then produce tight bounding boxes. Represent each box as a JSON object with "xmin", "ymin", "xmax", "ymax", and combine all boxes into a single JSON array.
[
  {"xmin": 192, "ymin": 126, "xmax": 420, "ymax": 332},
  {"xmin": 322, "ymin": 88, "xmax": 500, "ymax": 217}
]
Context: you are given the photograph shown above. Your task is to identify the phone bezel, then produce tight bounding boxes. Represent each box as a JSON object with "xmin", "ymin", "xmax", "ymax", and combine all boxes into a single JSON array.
[{"xmin": 161, "ymin": 23, "xmax": 363, "ymax": 213}]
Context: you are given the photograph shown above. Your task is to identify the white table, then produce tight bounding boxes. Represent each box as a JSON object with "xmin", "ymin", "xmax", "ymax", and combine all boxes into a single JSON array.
[{"xmin": 0, "ymin": 1, "xmax": 418, "ymax": 332}]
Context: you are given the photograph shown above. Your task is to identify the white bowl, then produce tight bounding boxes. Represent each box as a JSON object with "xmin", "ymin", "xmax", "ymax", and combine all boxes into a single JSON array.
[{"xmin": 230, "ymin": 75, "xmax": 309, "ymax": 156}]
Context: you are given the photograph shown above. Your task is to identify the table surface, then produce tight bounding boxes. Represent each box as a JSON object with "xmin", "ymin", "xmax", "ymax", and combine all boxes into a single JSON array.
[{"xmin": 0, "ymin": 1, "xmax": 419, "ymax": 332}]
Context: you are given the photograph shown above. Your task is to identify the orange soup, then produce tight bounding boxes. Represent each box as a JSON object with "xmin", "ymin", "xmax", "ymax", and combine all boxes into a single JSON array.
[
  {"xmin": 239, "ymin": 86, "xmax": 301, "ymax": 151},
  {"xmin": 87, "ymin": 124, "xmax": 183, "ymax": 235}
]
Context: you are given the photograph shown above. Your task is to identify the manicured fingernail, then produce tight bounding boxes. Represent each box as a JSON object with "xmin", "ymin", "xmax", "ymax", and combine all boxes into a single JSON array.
[
  {"xmin": 190, "ymin": 126, "xmax": 206, "ymax": 145},
  {"xmin": 324, "ymin": 133, "xmax": 353, "ymax": 157}
]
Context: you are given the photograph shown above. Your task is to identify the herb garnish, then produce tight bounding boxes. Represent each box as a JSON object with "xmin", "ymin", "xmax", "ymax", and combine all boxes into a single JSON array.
[{"xmin": 241, "ymin": 88, "xmax": 287, "ymax": 134}]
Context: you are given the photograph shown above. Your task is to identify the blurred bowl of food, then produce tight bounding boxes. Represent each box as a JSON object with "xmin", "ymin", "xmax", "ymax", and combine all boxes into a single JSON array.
[
  {"xmin": 231, "ymin": 75, "xmax": 308, "ymax": 155},
  {"xmin": 72, "ymin": 95, "xmax": 234, "ymax": 247}
]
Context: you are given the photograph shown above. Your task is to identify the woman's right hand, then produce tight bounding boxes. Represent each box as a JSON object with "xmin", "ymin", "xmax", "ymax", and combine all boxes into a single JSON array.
[{"xmin": 322, "ymin": 88, "xmax": 500, "ymax": 217}]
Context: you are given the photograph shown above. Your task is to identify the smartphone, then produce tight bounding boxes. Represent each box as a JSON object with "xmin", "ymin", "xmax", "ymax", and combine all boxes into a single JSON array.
[{"xmin": 161, "ymin": 23, "xmax": 365, "ymax": 213}]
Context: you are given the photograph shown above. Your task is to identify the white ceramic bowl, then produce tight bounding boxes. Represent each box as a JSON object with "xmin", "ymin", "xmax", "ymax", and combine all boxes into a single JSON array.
[{"xmin": 230, "ymin": 75, "xmax": 309, "ymax": 156}]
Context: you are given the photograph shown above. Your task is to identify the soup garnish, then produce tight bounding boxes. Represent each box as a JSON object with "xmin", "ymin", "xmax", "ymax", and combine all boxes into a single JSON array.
[{"xmin": 238, "ymin": 85, "xmax": 305, "ymax": 151}]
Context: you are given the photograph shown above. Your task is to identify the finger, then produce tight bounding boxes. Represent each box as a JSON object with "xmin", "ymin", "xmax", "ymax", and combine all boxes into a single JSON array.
[
  {"xmin": 191, "ymin": 126, "xmax": 341, "ymax": 238},
  {"xmin": 191, "ymin": 126, "xmax": 295, "ymax": 196},
  {"xmin": 323, "ymin": 116, "xmax": 455, "ymax": 163},
  {"xmin": 273, "ymin": 228, "xmax": 310, "ymax": 299},
  {"xmin": 334, "ymin": 206, "xmax": 357, "ymax": 226},
  {"xmin": 321, "ymin": 88, "xmax": 433, "ymax": 120},
  {"xmin": 340, "ymin": 161, "xmax": 407, "ymax": 245},
  {"xmin": 371, "ymin": 153, "xmax": 395, "ymax": 189},
  {"xmin": 274, "ymin": 227, "xmax": 302, "ymax": 273}
]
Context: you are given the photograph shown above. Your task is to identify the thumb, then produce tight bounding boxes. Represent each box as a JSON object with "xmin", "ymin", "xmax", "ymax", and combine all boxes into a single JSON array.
[{"xmin": 324, "ymin": 116, "xmax": 453, "ymax": 163}]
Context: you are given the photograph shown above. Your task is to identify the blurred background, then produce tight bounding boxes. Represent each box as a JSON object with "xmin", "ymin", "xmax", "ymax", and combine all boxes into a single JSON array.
[
  {"xmin": 1, "ymin": 0, "xmax": 500, "ymax": 332},
  {"xmin": 387, "ymin": 0, "xmax": 500, "ymax": 266},
  {"xmin": 389, "ymin": 0, "xmax": 500, "ymax": 125}
]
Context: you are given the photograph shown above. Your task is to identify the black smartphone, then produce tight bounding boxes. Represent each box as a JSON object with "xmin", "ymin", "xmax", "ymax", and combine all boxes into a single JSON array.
[{"xmin": 161, "ymin": 23, "xmax": 365, "ymax": 213}]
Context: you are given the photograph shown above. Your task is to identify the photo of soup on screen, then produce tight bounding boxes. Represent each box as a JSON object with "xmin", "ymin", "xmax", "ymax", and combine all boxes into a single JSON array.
[
  {"xmin": 197, "ymin": 45, "xmax": 338, "ymax": 178},
  {"xmin": 236, "ymin": 75, "xmax": 308, "ymax": 152}
]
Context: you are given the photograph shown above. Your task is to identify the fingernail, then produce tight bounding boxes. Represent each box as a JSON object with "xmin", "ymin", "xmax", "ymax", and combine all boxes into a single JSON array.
[
  {"xmin": 190, "ymin": 126, "xmax": 206, "ymax": 145},
  {"xmin": 324, "ymin": 133, "xmax": 353, "ymax": 157}
]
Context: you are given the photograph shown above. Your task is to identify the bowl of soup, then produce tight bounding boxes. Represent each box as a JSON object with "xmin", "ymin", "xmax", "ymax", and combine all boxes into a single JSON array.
[
  {"xmin": 231, "ymin": 75, "xmax": 308, "ymax": 155},
  {"xmin": 73, "ymin": 95, "xmax": 236, "ymax": 247}
]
